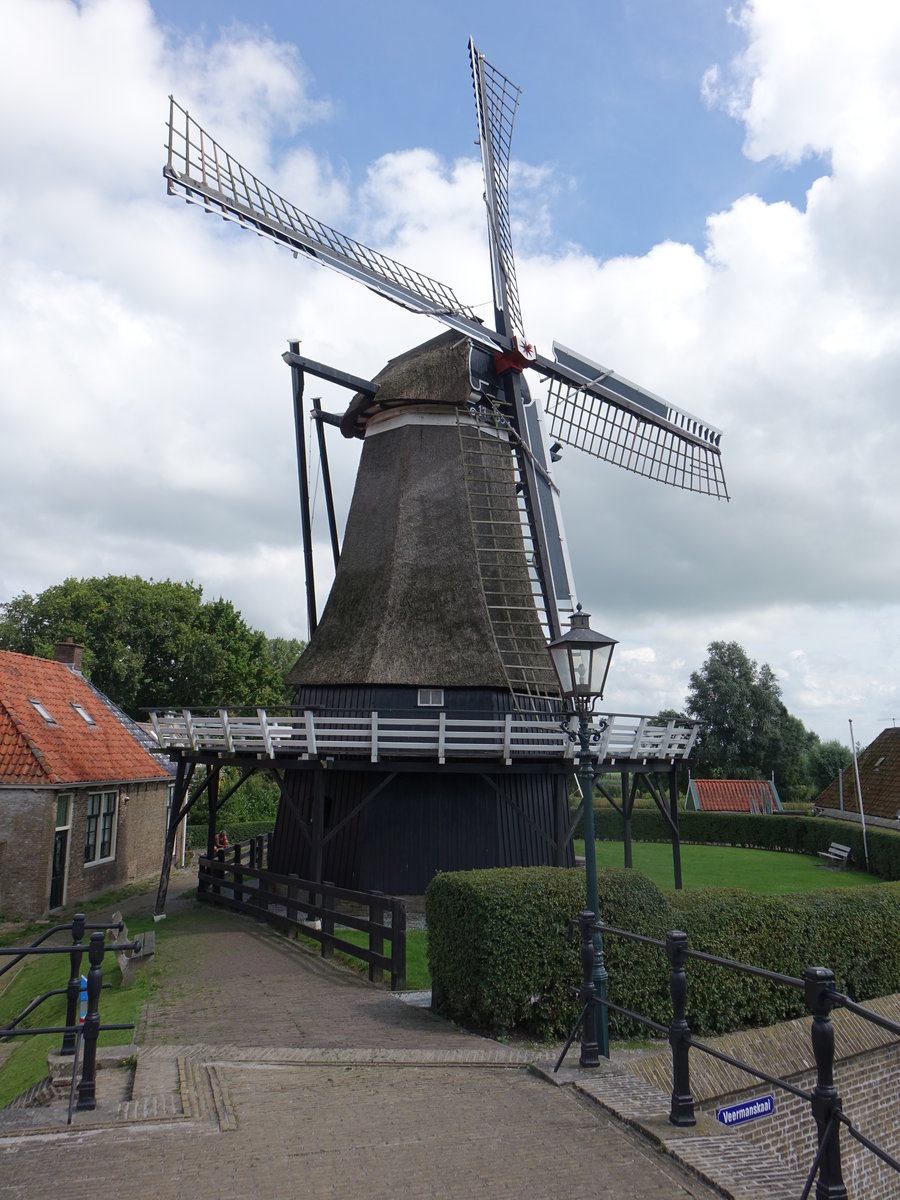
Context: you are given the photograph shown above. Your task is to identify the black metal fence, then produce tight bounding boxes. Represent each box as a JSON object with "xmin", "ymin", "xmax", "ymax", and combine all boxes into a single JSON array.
[
  {"xmin": 1, "ymin": 917, "xmax": 139, "ymax": 1122},
  {"xmin": 196, "ymin": 836, "xmax": 407, "ymax": 990},
  {"xmin": 557, "ymin": 911, "xmax": 900, "ymax": 1200}
]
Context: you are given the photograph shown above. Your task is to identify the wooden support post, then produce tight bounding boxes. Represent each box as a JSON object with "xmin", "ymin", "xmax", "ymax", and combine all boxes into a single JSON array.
[
  {"xmin": 155, "ymin": 759, "xmax": 186, "ymax": 916},
  {"xmin": 621, "ymin": 771, "xmax": 632, "ymax": 868},
  {"xmin": 670, "ymin": 767, "xmax": 683, "ymax": 891},
  {"xmin": 369, "ymin": 890, "xmax": 384, "ymax": 983},
  {"xmin": 390, "ymin": 897, "xmax": 407, "ymax": 992}
]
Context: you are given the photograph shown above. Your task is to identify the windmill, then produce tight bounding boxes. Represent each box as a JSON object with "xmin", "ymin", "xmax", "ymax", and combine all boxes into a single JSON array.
[{"xmin": 161, "ymin": 41, "xmax": 727, "ymax": 893}]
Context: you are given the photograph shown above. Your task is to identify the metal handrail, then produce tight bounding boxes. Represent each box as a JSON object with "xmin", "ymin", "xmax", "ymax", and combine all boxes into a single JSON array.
[{"xmin": 557, "ymin": 912, "xmax": 900, "ymax": 1198}]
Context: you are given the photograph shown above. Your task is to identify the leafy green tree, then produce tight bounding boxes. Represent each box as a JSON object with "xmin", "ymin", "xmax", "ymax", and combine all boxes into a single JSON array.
[
  {"xmin": 187, "ymin": 767, "xmax": 281, "ymax": 828},
  {"xmin": 685, "ymin": 641, "xmax": 781, "ymax": 778},
  {"xmin": 263, "ymin": 635, "xmax": 307, "ymax": 703},
  {"xmin": 0, "ymin": 576, "xmax": 288, "ymax": 717},
  {"xmin": 684, "ymin": 641, "xmax": 829, "ymax": 804},
  {"xmin": 807, "ymin": 738, "xmax": 854, "ymax": 794}
]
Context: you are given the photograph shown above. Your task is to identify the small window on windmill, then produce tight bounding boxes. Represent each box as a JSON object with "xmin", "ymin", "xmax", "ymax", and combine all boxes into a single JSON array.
[
  {"xmin": 418, "ymin": 688, "xmax": 444, "ymax": 707},
  {"xmin": 874, "ymin": 756, "xmax": 886, "ymax": 772}
]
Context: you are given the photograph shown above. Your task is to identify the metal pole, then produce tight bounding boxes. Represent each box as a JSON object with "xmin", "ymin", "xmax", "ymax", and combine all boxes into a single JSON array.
[
  {"xmin": 578, "ymin": 910, "xmax": 599, "ymax": 1067},
  {"xmin": 805, "ymin": 966, "xmax": 848, "ymax": 1199},
  {"xmin": 848, "ymin": 719, "xmax": 869, "ymax": 870},
  {"xmin": 61, "ymin": 914, "xmax": 85, "ymax": 1055},
  {"xmin": 76, "ymin": 933, "xmax": 104, "ymax": 1110},
  {"xmin": 290, "ymin": 340, "xmax": 318, "ymax": 637},
  {"xmin": 579, "ymin": 708, "xmax": 609, "ymax": 1058},
  {"xmin": 666, "ymin": 930, "xmax": 695, "ymax": 1126},
  {"xmin": 311, "ymin": 396, "xmax": 341, "ymax": 570},
  {"xmin": 670, "ymin": 766, "xmax": 684, "ymax": 891}
]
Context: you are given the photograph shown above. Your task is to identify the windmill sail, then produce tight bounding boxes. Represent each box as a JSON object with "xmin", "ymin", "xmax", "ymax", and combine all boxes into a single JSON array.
[
  {"xmin": 469, "ymin": 39, "xmax": 525, "ymax": 345},
  {"xmin": 540, "ymin": 343, "xmax": 728, "ymax": 498},
  {"xmin": 163, "ymin": 97, "xmax": 497, "ymax": 350}
]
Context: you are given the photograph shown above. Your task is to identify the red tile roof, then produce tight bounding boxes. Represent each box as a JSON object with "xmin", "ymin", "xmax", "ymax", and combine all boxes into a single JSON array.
[
  {"xmin": 0, "ymin": 649, "xmax": 170, "ymax": 787},
  {"xmin": 814, "ymin": 728, "xmax": 900, "ymax": 820},
  {"xmin": 689, "ymin": 778, "xmax": 780, "ymax": 813}
]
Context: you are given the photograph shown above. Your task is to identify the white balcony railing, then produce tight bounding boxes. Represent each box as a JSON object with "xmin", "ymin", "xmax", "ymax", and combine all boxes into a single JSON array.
[{"xmin": 150, "ymin": 708, "xmax": 698, "ymax": 767}]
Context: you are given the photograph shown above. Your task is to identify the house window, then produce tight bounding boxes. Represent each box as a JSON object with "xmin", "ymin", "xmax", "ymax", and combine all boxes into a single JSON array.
[
  {"xmin": 71, "ymin": 702, "xmax": 96, "ymax": 726},
  {"xmin": 29, "ymin": 699, "xmax": 56, "ymax": 724},
  {"xmin": 417, "ymin": 688, "xmax": 444, "ymax": 707},
  {"xmin": 84, "ymin": 791, "xmax": 118, "ymax": 865}
]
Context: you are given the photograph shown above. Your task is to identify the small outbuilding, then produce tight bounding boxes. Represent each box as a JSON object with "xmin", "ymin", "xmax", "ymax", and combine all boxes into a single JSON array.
[
  {"xmin": 685, "ymin": 777, "xmax": 782, "ymax": 814},
  {"xmin": 0, "ymin": 642, "xmax": 175, "ymax": 920}
]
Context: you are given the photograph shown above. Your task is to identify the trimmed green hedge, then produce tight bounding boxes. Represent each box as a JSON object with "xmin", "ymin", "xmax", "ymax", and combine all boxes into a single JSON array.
[
  {"xmin": 425, "ymin": 866, "xmax": 669, "ymax": 1040},
  {"xmin": 425, "ymin": 866, "xmax": 900, "ymax": 1040},
  {"xmin": 589, "ymin": 808, "xmax": 900, "ymax": 881}
]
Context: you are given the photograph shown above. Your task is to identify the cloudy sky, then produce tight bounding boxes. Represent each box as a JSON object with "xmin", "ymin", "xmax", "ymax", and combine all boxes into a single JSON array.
[{"xmin": 1, "ymin": 0, "xmax": 898, "ymax": 748}]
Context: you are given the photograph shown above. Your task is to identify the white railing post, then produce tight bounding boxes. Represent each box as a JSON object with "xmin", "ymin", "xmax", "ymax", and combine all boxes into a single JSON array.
[
  {"xmin": 503, "ymin": 713, "xmax": 513, "ymax": 765},
  {"xmin": 371, "ymin": 711, "xmax": 379, "ymax": 763},
  {"xmin": 258, "ymin": 709, "xmax": 275, "ymax": 758},
  {"xmin": 304, "ymin": 710, "xmax": 317, "ymax": 756},
  {"xmin": 183, "ymin": 709, "xmax": 198, "ymax": 751},
  {"xmin": 438, "ymin": 711, "xmax": 446, "ymax": 764},
  {"xmin": 219, "ymin": 708, "xmax": 234, "ymax": 753}
]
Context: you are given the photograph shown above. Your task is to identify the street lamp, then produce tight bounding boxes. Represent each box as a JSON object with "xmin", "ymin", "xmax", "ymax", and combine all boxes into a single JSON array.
[{"xmin": 549, "ymin": 604, "xmax": 617, "ymax": 1060}]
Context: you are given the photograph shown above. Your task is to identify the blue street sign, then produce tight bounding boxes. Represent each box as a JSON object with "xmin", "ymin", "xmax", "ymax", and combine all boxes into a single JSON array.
[{"xmin": 716, "ymin": 1095, "xmax": 775, "ymax": 1127}]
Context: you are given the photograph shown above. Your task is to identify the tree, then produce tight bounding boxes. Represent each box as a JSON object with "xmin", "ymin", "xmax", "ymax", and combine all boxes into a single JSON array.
[
  {"xmin": 0, "ymin": 576, "xmax": 289, "ymax": 717},
  {"xmin": 685, "ymin": 641, "xmax": 780, "ymax": 778},
  {"xmin": 263, "ymin": 635, "xmax": 307, "ymax": 703},
  {"xmin": 807, "ymin": 738, "xmax": 854, "ymax": 794}
]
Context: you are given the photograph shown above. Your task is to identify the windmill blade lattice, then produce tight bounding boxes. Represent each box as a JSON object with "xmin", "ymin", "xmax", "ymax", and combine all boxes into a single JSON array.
[
  {"xmin": 540, "ymin": 344, "xmax": 729, "ymax": 499},
  {"xmin": 469, "ymin": 40, "xmax": 526, "ymax": 345},
  {"xmin": 163, "ymin": 96, "xmax": 492, "ymax": 346}
]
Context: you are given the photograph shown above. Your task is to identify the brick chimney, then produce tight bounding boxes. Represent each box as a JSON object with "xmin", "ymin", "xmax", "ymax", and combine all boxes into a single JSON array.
[{"xmin": 54, "ymin": 637, "xmax": 84, "ymax": 673}]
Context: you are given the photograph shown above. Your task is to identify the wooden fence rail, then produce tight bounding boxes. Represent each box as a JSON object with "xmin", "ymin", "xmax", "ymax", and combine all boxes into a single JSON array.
[{"xmin": 196, "ymin": 839, "xmax": 406, "ymax": 990}]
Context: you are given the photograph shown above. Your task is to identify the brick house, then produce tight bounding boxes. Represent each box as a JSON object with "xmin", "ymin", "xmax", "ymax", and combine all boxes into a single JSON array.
[
  {"xmin": 0, "ymin": 643, "xmax": 175, "ymax": 920},
  {"xmin": 813, "ymin": 727, "xmax": 900, "ymax": 824},
  {"xmin": 685, "ymin": 777, "xmax": 782, "ymax": 813}
]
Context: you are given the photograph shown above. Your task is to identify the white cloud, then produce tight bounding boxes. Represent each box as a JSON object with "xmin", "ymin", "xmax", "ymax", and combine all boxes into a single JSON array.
[{"xmin": 1, "ymin": 0, "xmax": 899, "ymax": 751}]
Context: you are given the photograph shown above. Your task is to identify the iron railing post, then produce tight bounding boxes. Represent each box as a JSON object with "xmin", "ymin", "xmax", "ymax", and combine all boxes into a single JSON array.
[
  {"xmin": 76, "ymin": 932, "xmax": 104, "ymax": 1110},
  {"xmin": 667, "ymin": 929, "xmax": 696, "ymax": 1126},
  {"xmin": 61, "ymin": 914, "xmax": 85, "ymax": 1055},
  {"xmin": 579, "ymin": 910, "xmax": 600, "ymax": 1068},
  {"xmin": 805, "ymin": 966, "xmax": 848, "ymax": 1200}
]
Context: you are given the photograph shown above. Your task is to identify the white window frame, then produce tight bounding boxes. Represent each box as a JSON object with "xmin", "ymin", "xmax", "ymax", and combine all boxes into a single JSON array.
[
  {"xmin": 417, "ymin": 688, "xmax": 445, "ymax": 707},
  {"xmin": 71, "ymin": 702, "xmax": 96, "ymax": 726},
  {"xmin": 84, "ymin": 790, "xmax": 118, "ymax": 866},
  {"xmin": 29, "ymin": 698, "xmax": 56, "ymax": 724}
]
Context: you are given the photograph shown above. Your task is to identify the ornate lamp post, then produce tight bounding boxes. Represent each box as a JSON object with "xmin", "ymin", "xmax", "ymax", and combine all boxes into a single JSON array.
[{"xmin": 549, "ymin": 605, "xmax": 617, "ymax": 1060}]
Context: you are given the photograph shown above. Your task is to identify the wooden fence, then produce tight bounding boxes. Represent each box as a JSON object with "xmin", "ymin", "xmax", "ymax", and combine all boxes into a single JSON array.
[
  {"xmin": 196, "ymin": 837, "xmax": 407, "ymax": 990},
  {"xmin": 152, "ymin": 707, "xmax": 699, "ymax": 765}
]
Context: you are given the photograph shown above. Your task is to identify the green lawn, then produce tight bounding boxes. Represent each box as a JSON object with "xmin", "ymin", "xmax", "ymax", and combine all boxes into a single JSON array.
[
  {"xmin": 0, "ymin": 920, "xmax": 151, "ymax": 1109},
  {"xmin": 324, "ymin": 928, "xmax": 431, "ymax": 991},
  {"xmin": 579, "ymin": 840, "xmax": 879, "ymax": 894}
]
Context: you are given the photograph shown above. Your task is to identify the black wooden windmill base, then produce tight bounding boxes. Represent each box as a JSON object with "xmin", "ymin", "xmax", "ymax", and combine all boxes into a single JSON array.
[{"xmin": 271, "ymin": 757, "xmax": 573, "ymax": 896}]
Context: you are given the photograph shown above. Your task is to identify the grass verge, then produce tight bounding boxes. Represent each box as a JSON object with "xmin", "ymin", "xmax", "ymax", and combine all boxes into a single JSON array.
[{"xmin": 581, "ymin": 839, "xmax": 878, "ymax": 893}]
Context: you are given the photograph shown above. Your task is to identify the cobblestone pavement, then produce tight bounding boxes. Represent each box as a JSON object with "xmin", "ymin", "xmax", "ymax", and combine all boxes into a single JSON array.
[{"xmin": 0, "ymin": 874, "xmax": 787, "ymax": 1198}]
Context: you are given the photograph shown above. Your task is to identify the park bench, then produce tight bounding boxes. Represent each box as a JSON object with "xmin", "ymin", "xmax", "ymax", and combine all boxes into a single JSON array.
[{"xmin": 818, "ymin": 842, "xmax": 851, "ymax": 869}]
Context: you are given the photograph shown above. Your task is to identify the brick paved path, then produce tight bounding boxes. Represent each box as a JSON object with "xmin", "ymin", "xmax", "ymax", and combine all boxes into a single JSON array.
[{"xmin": 0, "ymin": 878, "xmax": 732, "ymax": 1198}]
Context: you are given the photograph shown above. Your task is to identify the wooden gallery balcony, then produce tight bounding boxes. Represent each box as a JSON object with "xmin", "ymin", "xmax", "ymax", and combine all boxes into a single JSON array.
[{"xmin": 150, "ymin": 709, "xmax": 699, "ymax": 768}]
